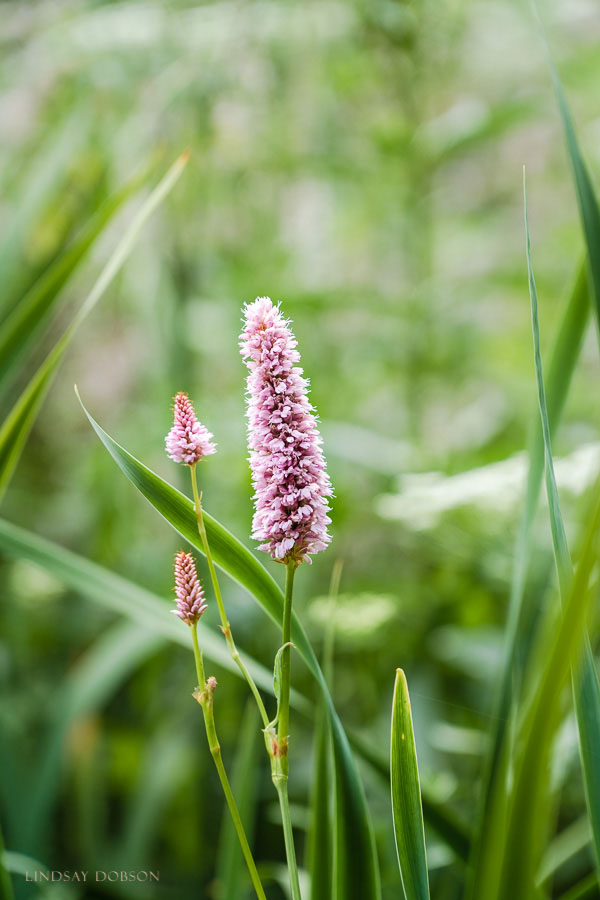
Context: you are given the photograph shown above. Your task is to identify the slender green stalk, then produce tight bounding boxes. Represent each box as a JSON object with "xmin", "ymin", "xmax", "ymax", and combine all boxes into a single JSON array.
[
  {"xmin": 277, "ymin": 562, "xmax": 296, "ymax": 764},
  {"xmin": 190, "ymin": 623, "xmax": 267, "ymax": 900},
  {"xmin": 189, "ymin": 464, "xmax": 269, "ymax": 728},
  {"xmin": 272, "ymin": 561, "xmax": 302, "ymax": 900}
]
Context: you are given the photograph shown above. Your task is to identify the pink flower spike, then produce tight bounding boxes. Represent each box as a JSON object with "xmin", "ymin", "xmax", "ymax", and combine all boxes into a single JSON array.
[
  {"xmin": 165, "ymin": 392, "xmax": 216, "ymax": 466},
  {"xmin": 239, "ymin": 297, "xmax": 333, "ymax": 565},
  {"xmin": 173, "ymin": 551, "xmax": 208, "ymax": 626}
]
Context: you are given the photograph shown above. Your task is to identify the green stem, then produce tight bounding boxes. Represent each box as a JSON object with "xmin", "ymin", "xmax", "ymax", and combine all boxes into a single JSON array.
[
  {"xmin": 191, "ymin": 624, "xmax": 267, "ymax": 900},
  {"xmin": 277, "ymin": 562, "xmax": 296, "ymax": 765},
  {"xmin": 272, "ymin": 561, "xmax": 302, "ymax": 900},
  {"xmin": 189, "ymin": 465, "xmax": 269, "ymax": 729}
]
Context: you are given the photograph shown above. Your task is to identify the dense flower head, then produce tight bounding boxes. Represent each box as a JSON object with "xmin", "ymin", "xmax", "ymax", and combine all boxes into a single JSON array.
[
  {"xmin": 239, "ymin": 296, "xmax": 333, "ymax": 564},
  {"xmin": 173, "ymin": 551, "xmax": 207, "ymax": 625},
  {"xmin": 165, "ymin": 392, "xmax": 216, "ymax": 465}
]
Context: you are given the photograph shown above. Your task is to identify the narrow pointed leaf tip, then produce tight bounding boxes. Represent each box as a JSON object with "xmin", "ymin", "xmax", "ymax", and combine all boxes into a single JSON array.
[{"xmin": 391, "ymin": 669, "xmax": 430, "ymax": 900}]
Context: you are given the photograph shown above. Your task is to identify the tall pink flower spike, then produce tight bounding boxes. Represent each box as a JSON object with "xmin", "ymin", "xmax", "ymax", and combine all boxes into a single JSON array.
[
  {"xmin": 239, "ymin": 296, "xmax": 333, "ymax": 564},
  {"xmin": 165, "ymin": 392, "xmax": 216, "ymax": 465},
  {"xmin": 173, "ymin": 551, "xmax": 208, "ymax": 626}
]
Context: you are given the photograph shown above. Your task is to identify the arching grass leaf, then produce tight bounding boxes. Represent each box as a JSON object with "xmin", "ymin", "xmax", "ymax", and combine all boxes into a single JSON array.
[
  {"xmin": 0, "ymin": 163, "xmax": 152, "ymax": 391},
  {"xmin": 0, "ymin": 516, "xmax": 282, "ymax": 697},
  {"xmin": 524, "ymin": 173, "xmax": 600, "ymax": 877},
  {"xmin": 0, "ymin": 151, "xmax": 188, "ymax": 501},
  {"xmin": 469, "ymin": 46, "xmax": 600, "ymax": 894},
  {"xmin": 77, "ymin": 396, "xmax": 381, "ymax": 900}
]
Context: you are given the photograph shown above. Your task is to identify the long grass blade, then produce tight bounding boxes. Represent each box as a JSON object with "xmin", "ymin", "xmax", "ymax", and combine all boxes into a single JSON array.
[
  {"xmin": 468, "ymin": 261, "xmax": 590, "ymax": 898},
  {"xmin": 77, "ymin": 397, "xmax": 382, "ymax": 900},
  {"xmin": 548, "ymin": 61, "xmax": 600, "ymax": 322},
  {"xmin": 468, "ymin": 55, "xmax": 600, "ymax": 893},
  {"xmin": 0, "ymin": 151, "xmax": 189, "ymax": 501},
  {"xmin": 390, "ymin": 669, "xmax": 430, "ymax": 900},
  {"xmin": 0, "ymin": 112, "xmax": 89, "ymax": 312},
  {"xmin": 0, "ymin": 164, "xmax": 152, "ymax": 391},
  {"xmin": 495, "ymin": 480, "xmax": 600, "ymax": 900},
  {"xmin": 524, "ymin": 173, "xmax": 600, "ymax": 877},
  {"xmin": 0, "ymin": 516, "xmax": 279, "ymax": 697}
]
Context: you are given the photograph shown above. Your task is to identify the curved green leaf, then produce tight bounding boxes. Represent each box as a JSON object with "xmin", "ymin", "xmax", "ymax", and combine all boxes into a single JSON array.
[
  {"xmin": 77, "ymin": 397, "xmax": 381, "ymax": 900},
  {"xmin": 390, "ymin": 669, "xmax": 430, "ymax": 900},
  {"xmin": 0, "ymin": 515, "xmax": 281, "ymax": 698},
  {"xmin": 0, "ymin": 151, "xmax": 189, "ymax": 501}
]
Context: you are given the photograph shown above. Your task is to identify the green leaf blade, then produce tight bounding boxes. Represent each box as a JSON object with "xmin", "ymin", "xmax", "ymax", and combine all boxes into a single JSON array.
[
  {"xmin": 390, "ymin": 669, "xmax": 430, "ymax": 900},
  {"xmin": 0, "ymin": 165, "xmax": 151, "ymax": 392},
  {"xmin": 0, "ymin": 152, "xmax": 189, "ymax": 501},
  {"xmin": 525, "ymin": 174, "xmax": 600, "ymax": 879},
  {"xmin": 0, "ymin": 515, "xmax": 278, "ymax": 697}
]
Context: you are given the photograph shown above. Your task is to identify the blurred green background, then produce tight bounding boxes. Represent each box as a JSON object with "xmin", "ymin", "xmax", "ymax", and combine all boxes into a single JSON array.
[{"xmin": 1, "ymin": 0, "xmax": 600, "ymax": 897}]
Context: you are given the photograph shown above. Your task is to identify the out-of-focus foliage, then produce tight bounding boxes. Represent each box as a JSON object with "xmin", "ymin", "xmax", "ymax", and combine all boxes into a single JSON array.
[{"xmin": 1, "ymin": 0, "xmax": 600, "ymax": 898}]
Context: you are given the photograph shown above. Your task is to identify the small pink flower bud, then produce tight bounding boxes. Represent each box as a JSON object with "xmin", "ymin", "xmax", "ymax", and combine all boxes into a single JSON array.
[
  {"xmin": 206, "ymin": 676, "xmax": 217, "ymax": 692},
  {"xmin": 165, "ymin": 392, "xmax": 216, "ymax": 465},
  {"xmin": 173, "ymin": 551, "xmax": 208, "ymax": 626}
]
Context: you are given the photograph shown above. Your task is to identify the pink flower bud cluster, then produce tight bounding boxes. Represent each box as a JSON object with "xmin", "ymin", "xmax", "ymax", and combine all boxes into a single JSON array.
[
  {"xmin": 166, "ymin": 392, "xmax": 216, "ymax": 466},
  {"xmin": 239, "ymin": 297, "xmax": 332, "ymax": 564},
  {"xmin": 173, "ymin": 551, "xmax": 207, "ymax": 625}
]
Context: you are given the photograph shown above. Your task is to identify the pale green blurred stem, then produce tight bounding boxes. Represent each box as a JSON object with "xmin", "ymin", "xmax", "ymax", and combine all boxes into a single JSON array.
[
  {"xmin": 190, "ymin": 623, "xmax": 267, "ymax": 900},
  {"xmin": 189, "ymin": 464, "xmax": 269, "ymax": 729},
  {"xmin": 272, "ymin": 560, "xmax": 302, "ymax": 900}
]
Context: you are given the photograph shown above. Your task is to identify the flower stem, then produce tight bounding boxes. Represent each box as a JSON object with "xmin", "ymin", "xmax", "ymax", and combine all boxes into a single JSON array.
[
  {"xmin": 277, "ymin": 561, "xmax": 296, "ymax": 768},
  {"xmin": 272, "ymin": 560, "xmax": 302, "ymax": 900},
  {"xmin": 190, "ymin": 624, "xmax": 267, "ymax": 900},
  {"xmin": 189, "ymin": 464, "xmax": 269, "ymax": 729}
]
